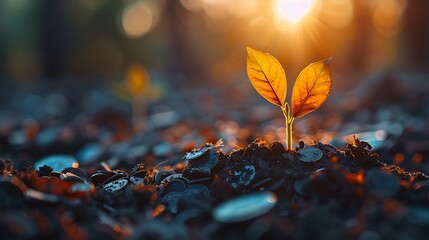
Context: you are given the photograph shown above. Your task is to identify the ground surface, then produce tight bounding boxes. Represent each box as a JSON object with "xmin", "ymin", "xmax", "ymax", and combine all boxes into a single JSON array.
[
  {"xmin": 1, "ymin": 136, "xmax": 429, "ymax": 240},
  {"xmin": 1, "ymin": 73, "xmax": 429, "ymax": 239}
]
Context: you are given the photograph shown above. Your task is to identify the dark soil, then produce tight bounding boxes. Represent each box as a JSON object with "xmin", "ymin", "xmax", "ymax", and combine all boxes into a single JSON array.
[{"xmin": 1, "ymin": 136, "xmax": 429, "ymax": 240}]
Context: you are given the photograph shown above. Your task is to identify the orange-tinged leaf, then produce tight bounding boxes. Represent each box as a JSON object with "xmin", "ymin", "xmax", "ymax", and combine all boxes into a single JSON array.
[
  {"xmin": 246, "ymin": 47, "xmax": 287, "ymax": 107},
  {"xmin": 291, "ymin": 58, "xmax": 332, "ymax": 118}
]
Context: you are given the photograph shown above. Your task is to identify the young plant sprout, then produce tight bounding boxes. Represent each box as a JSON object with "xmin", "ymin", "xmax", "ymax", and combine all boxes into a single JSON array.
[
  {"xmin": 125, "ymin": 64, "xmax": 151, "ymax": 133},
  {"xmin": 246, "ymin": 47, "xmax": 332, "ymax": 151}
]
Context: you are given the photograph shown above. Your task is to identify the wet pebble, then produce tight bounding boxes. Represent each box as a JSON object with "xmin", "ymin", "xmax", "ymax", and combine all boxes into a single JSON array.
[
  {"xmin": 131, "ymin": 169, "xmax": 149, "ymax": 178},
  {"xmin": 69, "ymin": 182, "xmax": 95, "ymax": 196},
  {"xmin": 102, "ymin": 178, "xmax": 129, "ymax": 193},
  {"xmin": 183, "ymin": 167, "xmax": 212, "ymax": 181},
  {"xmin": 35, "ymin": 126, "xmax": 59, "ymax": 147},
  {"xmin": 406, "ymin": 206, "xmax": 429, "ymax": 226},
  {"xmin": 62, "ymin": 167, "xmax": 87, "ymax": 179},
  {"xmin": 212, "ymin": 191, "xmax": 277, "ymax": 223},
  {"xmin": 61, "ymin": 173, "xmax": 86, "ymax": 183},
  {"xmin": 130, "ymin": 176, "xmax": 145, "ymax": 185},
  {"xmin": 25, "ymin": 188, "xmax": 59, "ymax": 203},
  {"xmin": 317, "ymin": 142, "xmax": 337, "ymax": 153},
  {"xmin": 297, "ymin": 147, "xmax": 324, "ymax": 163},
  {"xmin": 161, "ymin": 191, "xmax": 182, "ymax": 214},
  {"xmin": 161, "ymin": 174, "xmax": 184, "ymax": 185},
  {"xmin": 153, "ymin": 142, "xmax": 172, "ymax": 157},
  {"xmin": 186, "ymin": 152, "xmax": 219, "ymax": 170},
  {"xmin": 182, "ymin": 184, "xmax": 210, "ymax": 197},
  {"xmin": 8, "ymin": 130, "xmax": 28, "ymax": 148},
  {"xmin": 102, "ymin": 171, "xmax": 128, "ymax": 185},
  {"xmin": 77, "ymin": 143, "xmax": 103, "ymax": 165},
  {"xmin": 185, "ymin": 147, "xmax": 209, "ymax": 160},
  {"xmin": 90, "ymin": 170, "xmax": 115, "ymax": 185},
  {"xmin": 365, "ymin": 169, "xmax": 400, "ymax": 198},
  {"xmin": 161, "ymin": 178, "xmax": 189, "ymax": 196},
  {"xmin": 155, "ymin": 170, "xmax": 175, "ymax": 185},
  {"xmin": 294, "ymin": 178, "xmax": 313, "ymax": 196},
  {"xmin": 34, "ymin": 155, "xmax": 78, "ymax": 172}
]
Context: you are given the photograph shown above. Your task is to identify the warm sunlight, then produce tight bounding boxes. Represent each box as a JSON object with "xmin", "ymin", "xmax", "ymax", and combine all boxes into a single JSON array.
[{"xmin": 274, "ymin": 0, "xmax": 315, "ymax": 23}]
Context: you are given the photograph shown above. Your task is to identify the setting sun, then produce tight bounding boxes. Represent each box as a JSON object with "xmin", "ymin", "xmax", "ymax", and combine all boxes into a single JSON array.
[{"xmin": 274, "ymin": 0, "xmax": 315, "ymax": 23}]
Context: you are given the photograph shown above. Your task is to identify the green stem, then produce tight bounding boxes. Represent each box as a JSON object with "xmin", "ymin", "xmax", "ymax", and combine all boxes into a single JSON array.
[
  {"xmin": 282, "ymin": 104, "xmax": 294, "ymax": 151},
  {"xmin": 287, "ymin": 117, "xmax": 294, "ymax": 151}
]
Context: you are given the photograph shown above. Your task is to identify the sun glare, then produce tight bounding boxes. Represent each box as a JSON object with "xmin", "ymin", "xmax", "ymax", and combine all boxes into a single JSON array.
[{"xmin": 275, "ymin": 0, "xmax": 315, "ymax": 23}]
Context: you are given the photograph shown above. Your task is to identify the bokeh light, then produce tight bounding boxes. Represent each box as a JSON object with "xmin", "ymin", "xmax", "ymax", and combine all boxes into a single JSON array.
[
  {"xmin": 180, "ymin": 0, "xmax": 204, "ymax": 12},
  {"xmin": 372, "ymin": 0, "xmax": 407, "ymax": 37},
  {"xmin": 122, "ymin": 1, "xmax": 158, "ymax": 39},
  {"xmin": 322, "ymin": 0, "xmax": 354, "ymax": 29},
  {"xmin": 274, "ymin": 0, "xmax": 315, "ymax": 23}
]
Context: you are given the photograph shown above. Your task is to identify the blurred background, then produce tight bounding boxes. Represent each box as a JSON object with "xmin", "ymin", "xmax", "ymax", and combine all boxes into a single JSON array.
[{"xmin": 1, "ymin": 0, "xmax": 429, "ymax": 173}]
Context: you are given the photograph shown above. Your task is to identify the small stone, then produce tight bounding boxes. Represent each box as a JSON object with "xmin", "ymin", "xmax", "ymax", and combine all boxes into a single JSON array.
[
  {"xmin": 183, "ymin": 168, "xmax": 212, "ymax": 181},
  {"xmin": 297, "ymin": 147, "xmax": 324, "ymax": 163},
  {"xmin": 155, "ymin": 170, "xmax": 175, "ymax": 185},
  {"xmin": 161, "ymin": 174, "xmax": 183, "ymax": 185},
  {"xmin": 299, "ymin": 141, "xmax": 305, "ymax": 149},
  {"xmin": 407, "ymin": 206, "xmax": 429, "ymax": 226},
  {"xmin": 77, "ymin": 143, "xmax": 103, "ymax": 165},
  {"xmin": 183, "ymin": 184, "xmax": 209, "ymax": 197},
  {"xmin": 185, "ymin": 147, "xmax": 209, "ymax": 161},
  {"xmin": 62, "ymin": 167, "xmax": 87, "ymax": 179},
  {"xmin": 34, "ymin": 155, "xmax": 78, "ymax": 173},
  {"xmin": 162, "ymin": 179, "xmax": 188, "ymax": 195},
  {"xmin": 153, "ymin": 142, "xmax": 172, "ymax": 157},
  {"xmin": 174, "ymin": 177, "xmax": 190, "ymax": 188},
  {"xmin": 25, "ymin": 189, "xmax": 59, "ymax": 203},
  {"xmin": 212, "ymin": 191, "xmax": 277, "ymax": 223},
  {"xmin": 102, "ymin": 178, "xmax": 129, "ymax": 193},
  {"xmin": 102, "ymin": 172, "xmax": 128, "ymax": 185},
  {"xmin": 131, "ymin": 169, "xmax": 149, "ymax": 178},
  {"xmin": 187, "ymin": 152, "xmax": 219, "ymax": 170},
  {"xmin": 35, "ymin": 127, "xmax": 59, "ymax": 147},
  {"xmin": 130, "ymin": 176, "xmax": 145, "ymax": 185},
  {"xmin": 365, "ymin": 169, "xmax": 400, "ymax": 198},
  {"xmin": 61, "ymin": 174, "xmax": 86, "ymax": 183},
  {"xmin": 317, "ymin": 142, "xmax": 337, "ymax": 153},
  {"xmin": 161, "ymin": 191, "xmax": 182, "ymax": 214},
  {"xmin": 90, "ymin": 171, "xmax": 115, "ymax": 185},
  {"xmin": 294, "ymin": 178, "xmax": 312, "ymax": 196},
  {"xmin": 69, "ymin": 182, "xmax": 95, "ymax": 194}
]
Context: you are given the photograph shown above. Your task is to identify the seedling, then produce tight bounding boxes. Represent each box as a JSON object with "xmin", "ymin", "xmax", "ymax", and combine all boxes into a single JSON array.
[
  {"xmin": 246, "ymin": 47, "xmax": 332, "ymax": 151},
  {"xmin": 124, "ymin": 64, "xmax": 161, "ymax": 132}
]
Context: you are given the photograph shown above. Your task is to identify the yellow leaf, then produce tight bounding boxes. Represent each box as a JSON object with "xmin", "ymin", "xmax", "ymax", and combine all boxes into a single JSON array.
[
  {"xmin": 291, "ymin": 58, "xmax": 332, "ymax": 118},
  {"xmin": 125, "ymin": 64, "xmax": 150, "ymax": 95},
  {"xmin": 246, "ymin": 47, "xmax": 287, "ymax": 107}
]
